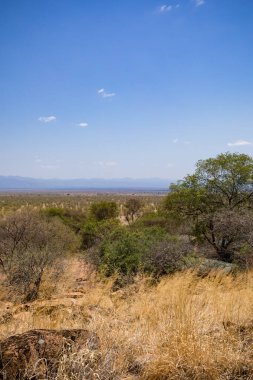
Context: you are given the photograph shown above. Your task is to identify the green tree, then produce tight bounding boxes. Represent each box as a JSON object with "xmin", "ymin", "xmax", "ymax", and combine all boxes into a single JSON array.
[
  {"xmin": 124, "ymin": 198, "xmax": 142, "ymax": 224},
  {"xmin": 164, "ymin": 152, "xmax": 253, "ymax": 262},
  {"xmin": 90, "ymin": 201, "xmax": 118, "ymax": 221},
  {"xmin": 193, "ymin": 152, "xmax": 253, "ymax": 208}
]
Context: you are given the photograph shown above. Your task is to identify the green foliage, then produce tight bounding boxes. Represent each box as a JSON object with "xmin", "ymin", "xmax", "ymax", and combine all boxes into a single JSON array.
[
  {"xmin": 99, "ymin": 228, "xmax": 142, "ymax": 276},
  {"xmin": 164, "ymin": 152, "xmax": 253, "ymax": 263},
  {"xmin": 135, "ymin": 211, "xmax": 184, "ymax": 235},
  {"xmin": 80, "ymin": 220, "xmax": 99, "ymax": 249},
  {"xmin": 92, "ymin": 226, "xmax": 170, "ymax": 276},
  {"xmin": 135, "ymin": 212, "xmax": 168, "ymax": 228},
  {"xmin": 80, "ymin": 219, "xmax": 120, "ymax": 249},
  {"xmin": 194, "ymin": 152, "xmax": 253, "ymax": 208},
  {"xmin": 164, "ymin": 185, "xmax": 211, "ymax": 218},
  {"xmin": 43, "ymin": 207, "xmax": 87, "ymax": 232},
  {"xmin": 124, "ymin": 198, "xmax": 142, "ymax": 223},
  {"xmin": 165, "ymin": 152, "xmax": 253, "ymax": 217},
  {"xmin": 45, "ymin": 207, "xmax": 65, "ymax": 218},
  {"xmin": 90, "ymin": 201, "xmax": 118, "ymax": 221}
]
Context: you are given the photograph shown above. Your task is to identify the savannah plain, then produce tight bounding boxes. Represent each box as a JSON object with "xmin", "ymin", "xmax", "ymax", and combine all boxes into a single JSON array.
[{"xmin": 1, "ymin": 159, "xmax": 253, "ymax": 380}]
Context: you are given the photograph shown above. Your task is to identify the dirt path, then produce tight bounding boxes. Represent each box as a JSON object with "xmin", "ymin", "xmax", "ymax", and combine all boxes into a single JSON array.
[{"xmin": 0, "ymin": 255, "xmax": 99, "ymax": 338}]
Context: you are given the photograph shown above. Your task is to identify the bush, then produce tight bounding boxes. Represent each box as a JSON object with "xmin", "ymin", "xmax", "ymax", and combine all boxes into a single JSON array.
[
  {"xmin": 95, "ymin": 228, "xmax": 142, "ymax": 276},
  {"xmin": 80, "ymin": 219, "xmax": 120, "ymax": 250},
  {"xmin": 135, "ymin": 211, "xmax": 186, "ymax": 235},
  {"xmin": 142, "ymin": 237, "xmax": 194, "ymax": 276},
  {"xmin": 124, "ymin": 198, "xmax": 142, "ymax": 223},
  {"xmin": 43, "ymin": 207, "xmax": 87, "ymax": 232},
  {"xmin": 0, "ymin": 208, "xmax": 79, "ymax": 301},
  {"xmin": 90, "ymin": 226, "xmax": 171, "ymax": 277},
  {"xmin": 193, "ymin": 210, "xmax": 253, "ymax": 264},
  {"xmin": 90, "ymin": 201, "xmax": 118, "ymax": 221}
]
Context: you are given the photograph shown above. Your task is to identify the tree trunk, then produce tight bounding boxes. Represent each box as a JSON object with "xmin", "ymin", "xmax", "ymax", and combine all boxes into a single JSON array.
[{"xmin": 24, "ymin": 269, "xmax": 44, "ymax": 303}]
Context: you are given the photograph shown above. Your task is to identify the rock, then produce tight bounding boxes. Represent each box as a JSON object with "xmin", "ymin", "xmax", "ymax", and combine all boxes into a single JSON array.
[
  {"xmin": 197, "ymin": 259, "xmax": 236, "ymax": 277},
  {"xmin": 0, "ymin": 329, "xmax": 99, "ymax": 380}
]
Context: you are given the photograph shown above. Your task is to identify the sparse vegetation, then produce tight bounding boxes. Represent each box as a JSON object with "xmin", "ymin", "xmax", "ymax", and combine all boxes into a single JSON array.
[
  {"xmin": 1, "ymin": 152, "xmax": 253, "ymax": 378},
  {"xmin": 1, "ymin": 265, "xmax": 253, "ymax": 379},
  {"xmin": 164, "ymin": 152, "xmax": 253, "ymax": 266},
  {"xmin": 0, "ymin": 208, "xmax": 78, "ymax": 302}
]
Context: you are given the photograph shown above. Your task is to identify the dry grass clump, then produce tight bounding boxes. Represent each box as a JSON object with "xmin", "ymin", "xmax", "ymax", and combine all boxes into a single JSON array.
[
  {"xmin": 1, "ymin": 267, "xmax": 253, "ymax": 379},
  {"xmin": 87, "ymin": 272, "xmax": 253, "ymax": 379}
]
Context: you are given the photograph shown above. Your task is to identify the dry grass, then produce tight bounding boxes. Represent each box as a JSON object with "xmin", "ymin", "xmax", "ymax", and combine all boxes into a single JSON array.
[{"xmin": 1, "ymin": 262, "xmax": 253, "ymax": 379}]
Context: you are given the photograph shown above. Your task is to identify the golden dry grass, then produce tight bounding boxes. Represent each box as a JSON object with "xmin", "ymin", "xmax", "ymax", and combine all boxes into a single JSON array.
[{"xmin": 1, "ymin": 261, "xmax": 253, "ymax": 379}]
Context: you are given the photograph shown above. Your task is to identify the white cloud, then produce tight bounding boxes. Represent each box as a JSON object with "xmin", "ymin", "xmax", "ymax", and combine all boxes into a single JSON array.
[
  {"xmin": 40, "ymin": 164, "xmax": 60, "ymax": 170},
  {"xmin": 97, "ymin": 88, "xmax": 116, "ymax": 98},
  {"xmin": 227, "ymin": 140, "xmax": 253, "ymax": 147},
  {"xmin": 78, "ymin": 122, "xmax": 88, "ymax": 128},
  {"xmin": 38, "ymin": 115, "xmax": 56, "ymax": 123},
  {"xmin": 36, "ymin": 158, "xmax": 61, "ymax": 169},
  {"xmin": 159, "ymin": 5, "xmax": 173, "ymax": 13},
  {"xmin": 172, "ymin": 138, "xmax": 191, "ymax": 145},
  {"xmin": 195, "ymin": 0, "xmax": 205, "ymax": 7}
]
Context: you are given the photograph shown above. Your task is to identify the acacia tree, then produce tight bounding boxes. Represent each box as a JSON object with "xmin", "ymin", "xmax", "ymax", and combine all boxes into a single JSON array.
[
  {"xmin": 0, "ymin": 209, "xmax": 78, "ymax": 302},
  {"xmin": 124, "ymin": 198, "xmax": 142, "ymax": 224},
  {"xmin": 164, "ymin": 152, "xmax": 253, "ymax": 262},
  {"xmin": 194, "ymin": 210, "xmax": 253, "ymax": 262},
  {"xmin": 193, "ymin": 152, "xmax": 253, "ymax": 208}
]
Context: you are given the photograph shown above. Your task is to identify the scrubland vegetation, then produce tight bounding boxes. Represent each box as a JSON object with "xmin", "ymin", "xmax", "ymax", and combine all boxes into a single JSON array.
[{"xmin": 1, "ymin": 152, "xmax": 253, "ymax": 379}]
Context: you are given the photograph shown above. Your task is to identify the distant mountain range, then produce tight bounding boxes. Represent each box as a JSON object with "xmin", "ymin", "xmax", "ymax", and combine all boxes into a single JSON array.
[{"xmin": 0, "ymin": 176, "xmax": 173, "ymax": 191}]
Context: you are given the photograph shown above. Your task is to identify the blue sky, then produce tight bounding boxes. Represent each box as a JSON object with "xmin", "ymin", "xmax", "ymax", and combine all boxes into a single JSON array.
[{"xmin": 1, "ymin": 0, "xmax": 253, "ymax": 179}]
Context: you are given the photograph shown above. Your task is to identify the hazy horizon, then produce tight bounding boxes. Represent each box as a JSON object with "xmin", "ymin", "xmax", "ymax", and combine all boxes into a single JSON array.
[
  {"xmin": 0, "ymin": 175, "xmax": 172, "ymax": 191},
  {"xmin": 1, "ymin": 0, "xmax": 253, "ymax": 179},
  {"xmin": 0, "ymin": 174, "xmax": 173, "ymax": 180}
]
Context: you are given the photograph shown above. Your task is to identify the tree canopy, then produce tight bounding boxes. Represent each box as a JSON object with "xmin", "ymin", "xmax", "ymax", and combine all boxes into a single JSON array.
[
  {"xmin": 165, "ymin": 152, "xmax": 253, "ymax": 216},
  {"xmin": 90, "ymin": 201, "xmax": 118, "ymax": 221},
  {"xmin": 164, "ymin": 152, "xmax": 253, "ymax": 263}
]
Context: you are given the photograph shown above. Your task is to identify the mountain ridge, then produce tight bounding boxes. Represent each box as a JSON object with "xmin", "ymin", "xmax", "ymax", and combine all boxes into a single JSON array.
[{"xmin": 0, "ymin": 175, "xmax": 173, "ymax": 190}]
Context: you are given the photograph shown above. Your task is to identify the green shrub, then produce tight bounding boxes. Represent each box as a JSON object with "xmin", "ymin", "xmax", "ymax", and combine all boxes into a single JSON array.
[
  {"xmin": 136, "ymin": 212, "xmax": 170, "ymax": 229},
  {"xmin": 80, "ymin": 219, "xmax": 120, "ymax": 250},
  {"xmin": 124, "ymin": 198, "xmax": 142, "ymax": 223},
  {"xmin": 43, "ymin": 207, "xmax": 87, "ymax": 232},
  {"xmin": 90, "ymin": 201, "xmax": 118, "ymax": 221},
  {"xmin": 134, "ymin": 211, "xmax": 185, "ymax": 236},
  {"xmin": 92, "ymin": 226, "xmax": 169, "ymax": 276},
  {"xmin": 100, "ymin": 228, "xmax": 142, "ymax": 276}
]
